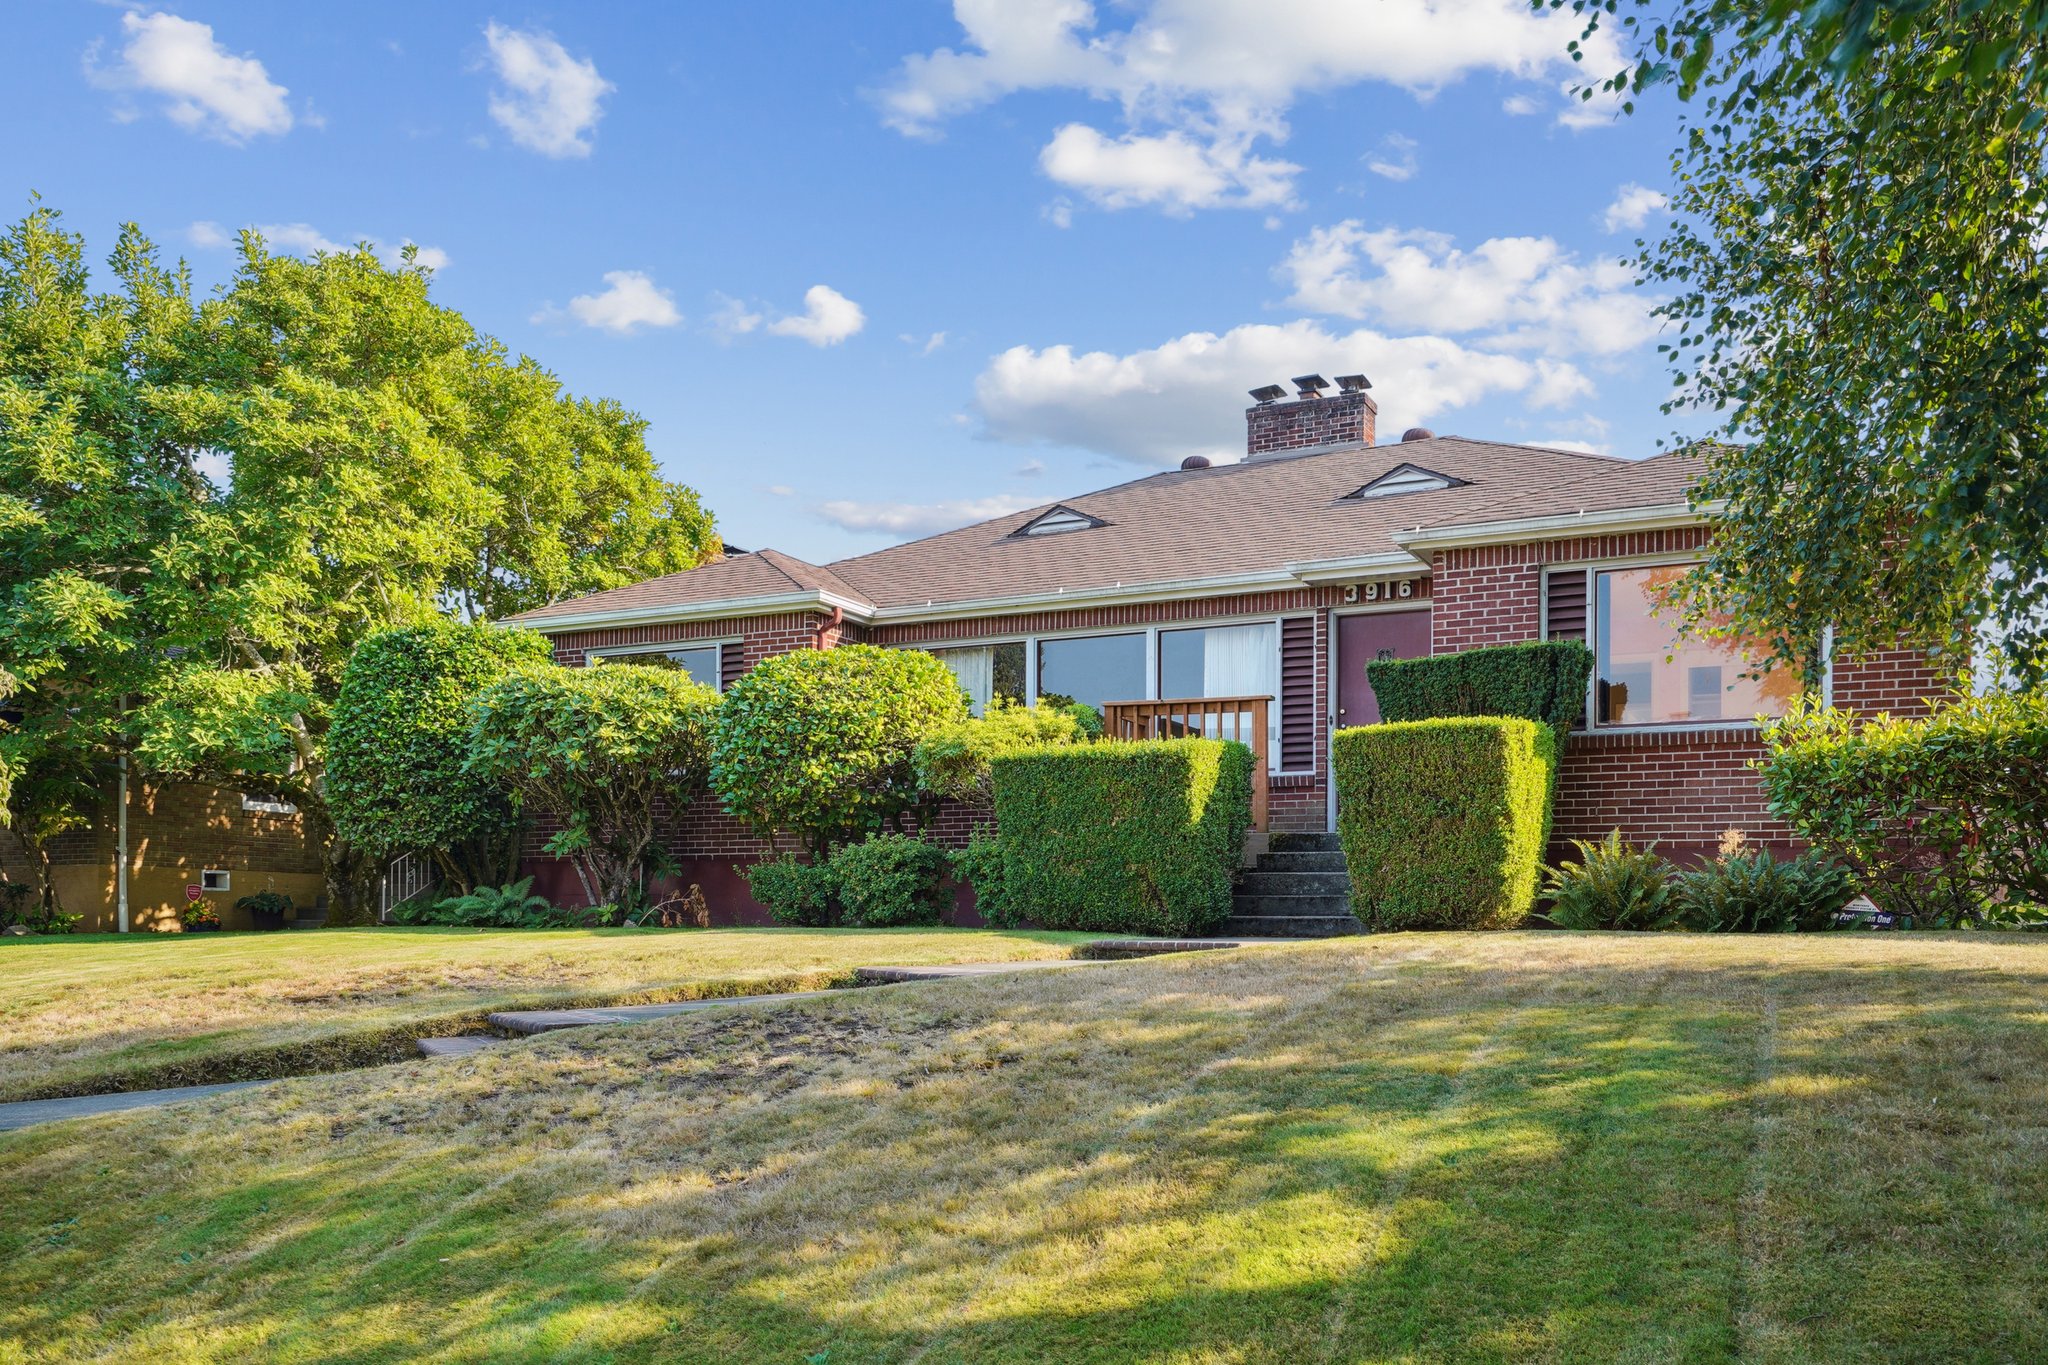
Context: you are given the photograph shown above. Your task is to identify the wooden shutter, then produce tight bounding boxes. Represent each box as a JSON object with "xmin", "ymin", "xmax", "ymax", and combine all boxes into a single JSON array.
[
  {"xmin": 720, "ymin": 642, "xmax": 745, "ymax": 691},
  {"xmin": 1279, "ymin": 616, "xmax": 1317, "ymax": 771},
  {"xmin": 1545, "ymin": 570, "xmax": 1589, "ymax": 642}
]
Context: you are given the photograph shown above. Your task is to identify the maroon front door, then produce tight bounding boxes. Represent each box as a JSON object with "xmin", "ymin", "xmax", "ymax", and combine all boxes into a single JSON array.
[{"xmin": 1335, "ymin": 608, "xmax": 1432, "ymax": 728}]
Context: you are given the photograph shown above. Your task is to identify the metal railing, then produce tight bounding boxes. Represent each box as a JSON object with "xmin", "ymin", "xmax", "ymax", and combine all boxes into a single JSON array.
[
  {"xmin": 1099, "ymin": 695, "xmax": 1271, "ymax": 830},
  {"xmin": 379, "ymin": 851, "xmax": 439, "ymax": 923}
]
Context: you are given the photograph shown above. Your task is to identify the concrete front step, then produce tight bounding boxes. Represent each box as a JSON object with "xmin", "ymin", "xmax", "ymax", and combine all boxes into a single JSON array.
[
  {"xmin": 1231, "ymin": 892, "xmax": 1356, "ymax": 918},
  {"xmin": 1221, "ymin": 913, "xmax": 1364, "ymax": 938},
  {"xmin": 1237, "ymin": 869, "xmax": 1353, "ymax": 898},
  {"xmin": 417, "ymin": 1035, "xmax": 503, "ymax": 1059},
  {"xmin": 1267, "ymin": 831, "xmax": 1343, "ymax": 853},
  {"xmin": 1253, "ymin": 850, "xmax": 1348, "ymax": 874}
]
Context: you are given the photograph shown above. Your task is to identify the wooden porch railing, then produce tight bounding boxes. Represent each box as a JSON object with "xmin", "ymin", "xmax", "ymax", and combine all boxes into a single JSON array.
[{"xmin": 1100, "ymin": 695, "xmax": 1271, "ymax": 830}]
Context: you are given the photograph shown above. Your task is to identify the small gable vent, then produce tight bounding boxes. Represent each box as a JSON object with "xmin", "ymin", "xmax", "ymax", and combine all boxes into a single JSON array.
[
  {"xmin": 1343, "ymin": 463, "xmax": 1465, "ymax": 500},
  {"xmin": 1012, "ymin": 504, "xmax": 1106, "ymax": 538}
]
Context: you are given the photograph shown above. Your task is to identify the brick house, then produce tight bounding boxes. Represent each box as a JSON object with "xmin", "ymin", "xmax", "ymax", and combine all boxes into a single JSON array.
[{"xmin": 505, "ymin": 375, "xmax": 1946, "ymax": 921}]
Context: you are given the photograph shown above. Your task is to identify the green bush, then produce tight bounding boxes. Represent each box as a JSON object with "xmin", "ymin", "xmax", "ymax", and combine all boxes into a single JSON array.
[
  {"xmin": 1673, "ymin": 845, "xmax": 1859, "ymax": 933},
  {"xmin": 1366, "ymin": 640, "xmax": 1594, "ymax": 736},
  {"xmin": 741, "ymin": 856, "xmax": 839, "ymax": 927},
  {"xmin": 1335, "ymin": 717, "xmax": 1558, "ymax": 930},
  {"xmin": 992, "ymin": 738, "xmax": 1253, "ymax": 936},
  {"xmin": 950, "ymin": 826, "xmax": 1018, "ymax": 928},
  {"xmin": 912, "ymin": 699, "xmax": 1086, "ymax": 807},
  {"xmin": 830, "ymin": 834, "xmax": 952, "ymax": 927},
  {"xmin": 467, "ymin": 663, "xmax": 718, "ymax": 912},
  {"xmin": 390, "ymin": 877, "xmax": 585, "ymax": 928},
  {"xmin": 712, "ymin": 644, "xmax": 967, "ymax": 855},
  {"xmin": 328, "ymin": 622, "xmax": 553, "ymax": 891},
  {"xmin": 1539, "ymin": 830, "xmax": 1680, "ymax": 930},
  {"xmin": 1759, "ymin": 692, "xmax": 2048, "ymax": 923}
]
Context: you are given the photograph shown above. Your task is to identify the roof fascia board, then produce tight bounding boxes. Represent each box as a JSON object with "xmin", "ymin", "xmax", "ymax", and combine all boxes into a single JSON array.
[
  {"xmin": 1283, "ymin": 552, "xmax": 1427, "ymax": 585},
  {"xmin": 1391, "ymin": 501, "xmax": 1721, "ymax": 555},
  {"xmin": 866, "ymin": 569, "xmax": 1309, "ymax": 625},
  {"xmin": 510, "ymin": 588, "xmax": 873, "ymax": 634}
]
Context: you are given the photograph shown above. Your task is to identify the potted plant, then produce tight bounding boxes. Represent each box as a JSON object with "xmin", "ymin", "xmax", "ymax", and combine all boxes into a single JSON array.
[
  {"xmin": 235, "ymin": 889, "xmax": 293, "ymax": 932},
  {"xmin": 181, "ymin": 899, "xmax": 222, "ymax": 933}
]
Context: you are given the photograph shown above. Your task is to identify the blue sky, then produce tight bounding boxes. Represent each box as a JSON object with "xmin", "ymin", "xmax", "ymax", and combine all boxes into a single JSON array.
[{"xmin": 2, "ymin": 1, "xmax": 1694, "ymax": 564}]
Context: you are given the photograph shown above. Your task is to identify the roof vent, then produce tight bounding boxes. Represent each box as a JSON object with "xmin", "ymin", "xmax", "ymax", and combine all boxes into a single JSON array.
[
  {"xmin": 1179, "ymin": 454, "xmax": 1212, "ymax": 471},
  {"xmin": 1401, "ymin": 427, "xmax": 1436, "ymax": 442},
  {"xmin": 1343, "ymin": 463, "xmax": 1466, "ymax": 500},
  {"xmin": 1011, "ymin": 503, "xmax": 1107, "ymax": 538},
  {"xmin": 1292, "ymin": 374, "xmax": 1330, "ymax": 399}
]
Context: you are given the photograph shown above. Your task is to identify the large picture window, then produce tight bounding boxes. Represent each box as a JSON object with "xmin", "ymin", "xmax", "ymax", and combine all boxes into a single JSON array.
[
  {"xmin": 932, "ymin": 642, "xmax": 1026, "ymax": 715},
  {"xmin": 1036, "ymin": 632, "xmax": 1146, "ymax": 711},
  {"xmin": 1591, "ymin": 565, "xmax": 1797, "ymax": 726},
  {"xmin": 1159, "ymin": 622, "xmax": 1280, "ymax": 765},
  {"xmin": 592, "ymin": 643, "xmax": 723, "ymax": 691}
]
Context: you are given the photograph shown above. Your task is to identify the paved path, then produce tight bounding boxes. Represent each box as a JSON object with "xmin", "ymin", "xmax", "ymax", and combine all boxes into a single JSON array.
[
  {"xmin": 0, "ymin": 1080, "xmax": 270, "ymax": 1133},
  {"xmin": 488, "ymin": 988, "xmax": 856, "ymax": 1036}
]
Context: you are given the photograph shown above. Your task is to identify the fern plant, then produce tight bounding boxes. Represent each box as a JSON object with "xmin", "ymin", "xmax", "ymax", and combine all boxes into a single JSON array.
[
  {"xmin": 1676, "ymin": 848, "xmax": 1860, "ymax": 933},
  {"xmin": 396, "ymin": 877, "xmax": 560, "ymax": 928},
  {"xmin": 1539, "ymin": 830, "xmax": 1679, "ymax": 930}
]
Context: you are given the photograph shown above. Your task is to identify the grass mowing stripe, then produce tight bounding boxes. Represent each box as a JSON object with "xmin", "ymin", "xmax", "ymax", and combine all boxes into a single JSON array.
[{"xmin": 1731, "ymin": 971, "xmax": 1781, "ymax": 1364}]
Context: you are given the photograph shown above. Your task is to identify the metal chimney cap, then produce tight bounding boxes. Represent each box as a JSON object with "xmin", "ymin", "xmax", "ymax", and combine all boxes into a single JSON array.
[
  {"xmin": 1248, "ymin": 383, "xmax": 1286, "ymax": 403},
  {"xmin": 1291, "ymin": 374, "xmax": 1330, "ymax": 397},
  {"xmin": 1335, "ymin": 373, "xmax": 1371, "ymax": 393}
]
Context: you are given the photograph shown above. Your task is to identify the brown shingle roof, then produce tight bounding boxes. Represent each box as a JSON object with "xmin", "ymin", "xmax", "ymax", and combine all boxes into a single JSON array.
[{"xmin": 508, "ymin": 436, "xmax": 1705, "ymax": 626}]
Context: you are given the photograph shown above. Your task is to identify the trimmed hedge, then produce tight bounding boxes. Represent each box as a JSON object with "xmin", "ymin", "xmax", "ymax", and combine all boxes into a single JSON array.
[
  {"xmin": 832, "ymin": 834, "xmax": 952, "ymax": 927},
  {"xmin": 1334, "ymin": 717, "xmax": 1558, "ymax": 929},
  {"xmin": 1366, "ymin": 640, "xmax": 1593, "ymax": 735},
  {"xmin": 991, "ymin": 738, "xmax": 1253, "ymax": 936}
]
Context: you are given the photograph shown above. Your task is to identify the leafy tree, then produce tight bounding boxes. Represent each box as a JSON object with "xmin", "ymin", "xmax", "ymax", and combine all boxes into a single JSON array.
[
  {"xmin": 326, "ymin": 622, "xmax": 553, "ymax": 895},
  {"xmin": 1541, "ymin": 4, "xmax": 2048, "ymax": 680},
  {"xmin": 711, "ymin": 645, "xmax": 969, "ymax": 855},
  {"xmin": 466, "ymin": 662, "xmax": 719, "ymax": 914},
  {"xmin": 0, "ymin": 201, "xmax": 721, "ymax": 918},
  {"xmin": 911, "ymin": 698, "xmax": 1085, "ymax": 807}
]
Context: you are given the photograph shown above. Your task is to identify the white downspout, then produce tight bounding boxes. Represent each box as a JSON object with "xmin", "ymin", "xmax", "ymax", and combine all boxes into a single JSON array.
[{"xmin": 116, "ymin": 753, "xmax": 130, "ymax": 933}]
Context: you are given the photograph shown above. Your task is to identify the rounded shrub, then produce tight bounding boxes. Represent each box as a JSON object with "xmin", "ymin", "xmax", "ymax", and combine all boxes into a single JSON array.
[
  {"xmin": 1538, "ymin": 830, "xmax": 1679, "ymax": 930},
  {"xmin": 912, "ymin": 698, "xmax": 1085, "ymax": 807},
  {"xmin": 830, "ymin": 834, "xmax": 952, "ymax": 927},
  {"xmin": 741, "ymin": 856, "xmax": 839, "ymax": 927},
  {"xmin": 712, "ymin": 644, "xmax": 968, "ymax": 854},
  {"xmin": 950, "ymin": 827, "xmax": 1018, "ymax": 928}
]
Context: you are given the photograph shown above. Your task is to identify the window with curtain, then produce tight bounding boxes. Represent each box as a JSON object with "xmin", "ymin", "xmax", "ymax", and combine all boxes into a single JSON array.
[
  {"xmin": 1158, "ymin": 622, "xmax": 1280, "ymax": 769},
  {"xmin": 593, "ymin": 644, "xmax": 722, "ymax": 691},
  {"xmin": 1594, "ymin": 565, "xmax": 1797, "ymax": 725},
  {"xmin": 1036, "ymin": 633, "xmax": 1145, "ymax": 711},
  {"xmin": 931, "ymin": 643, "xmax": 1025, "ymax": 715}
]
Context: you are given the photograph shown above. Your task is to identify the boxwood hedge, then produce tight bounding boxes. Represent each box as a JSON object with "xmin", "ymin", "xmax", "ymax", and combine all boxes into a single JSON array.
[
  {"xmin": 1334, "ymin": 717, "xmax": 1558, "ymax": 929},
  {"xmin": 1366, "ymin": 640, "xmax": 1593, "ymax": 736},
  {"xmin": 990, "ymin": 737, "xmax": 1252, "ymax": 936}
]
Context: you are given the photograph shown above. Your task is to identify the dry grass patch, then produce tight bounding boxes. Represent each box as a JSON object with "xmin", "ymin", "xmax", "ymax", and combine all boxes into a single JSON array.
[
  {"xmin": 4, "ymin": 932, "xmax": 2048, "ymax": 1363},
  {"xmin": 0, "ymin": 926, "xmax": 1093, "ymax": 1102}
]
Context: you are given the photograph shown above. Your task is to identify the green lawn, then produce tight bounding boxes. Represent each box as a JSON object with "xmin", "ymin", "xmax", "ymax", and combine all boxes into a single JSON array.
[
  {"xmin": 5, "ymin": 931, "xmax": 2046, "ymax": 1363},
  {"xmin": 0, "ymin": 926, "xmax": 1096, "ymax": 1103}
]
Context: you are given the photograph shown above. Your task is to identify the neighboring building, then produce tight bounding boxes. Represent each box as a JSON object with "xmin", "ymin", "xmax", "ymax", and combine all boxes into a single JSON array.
[
  {"xmin": 504, "ymin": 375, "xmax": 1947, "ymax": 916},
  {"xmin": 2, "ymin": 779, "xmax": 324, "ymax": 933}
]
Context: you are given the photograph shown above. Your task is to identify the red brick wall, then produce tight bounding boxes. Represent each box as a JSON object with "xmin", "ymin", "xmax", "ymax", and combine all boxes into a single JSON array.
[{"xmin": 1245, "ymin": 391, "xmax": 1377, "ymax": 456}]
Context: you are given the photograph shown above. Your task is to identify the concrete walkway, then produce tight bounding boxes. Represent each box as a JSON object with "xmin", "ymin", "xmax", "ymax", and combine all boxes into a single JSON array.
[{"xmin": 0, "ymin": 1080, "xmax": 271, "ymax": 1133}]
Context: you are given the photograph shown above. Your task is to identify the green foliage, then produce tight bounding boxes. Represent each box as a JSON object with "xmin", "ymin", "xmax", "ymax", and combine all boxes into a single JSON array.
[
  {"xmin": 1760, "ymin": 694, "xmax": 2048, "ymax": 924},
  {"xmin": 467, "ymin": 663, "xmax": 718, "ymax": 913},
  {"xmin": 912, "ymin": 699, "xmax": 1085, "ymax": 807},
  {"xmin": 1538, "ymin": 831, "xmax": 1679, "ymax": 932},
  {"xmin": 1366, "ymin": 641, "xmax": 1594, "ymax": 739},
  {"xmin": 1061, "ymin": 702, "xmax": 1103, "ymax": 740},
  {"xmin": 1673, "ymin": 846, "xmax": 1859, "ymax": 934},
  {"xmin": 0, "ymin": 878, "xmax": 80, "ymax": 934},
  {"xmin": 991, "ymin": 738, "xmax": 1252, "ymax": 936},
  {"xmin": 1545, "ymin": 3, "xmax": 2048, "ymax": 681},
  {"xmin": 950, "ymin": 826, "xmax": 1018, "ymax": 929},
  {"xmin": 327, "ymin": 622, "xmax": 552, "ymax": 891},
  {"xmin": 712, "ymin": 645, "xmax": 968, "ymax": 854},
  {"xmin": 830, "ymin": 834, "xmax": 952, "ymax": 928},
  {"xmin": 1335, "ymin": 717, "xmax": 1558, "ymax": 930},
  {"xmin": 741, "ymin": 856, "xmax": 840, "ymax": 928},
  {"xmin": 233, "ymin": 890, "xmax": 295, "ymax": 923},
  {"xmin": 391, "ymin": 876, "xmax": 581, "ymax": 929}
]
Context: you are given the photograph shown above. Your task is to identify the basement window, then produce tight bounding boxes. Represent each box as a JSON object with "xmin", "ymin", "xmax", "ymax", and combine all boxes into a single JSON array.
[
  {"xmin": 1011, "ymin": 504, "xmax": 1106, "ymax": 537},
  {"xmin": 1343, "ymin": 464, "xmax": 1465, "ymax": 499},
  {"xmin": 241, "ymin": 792, "xmax": 297, "ymax": 815},
  {"xmin": 200, "ymin": 869, "xmax": 231, "ymax": 893}
]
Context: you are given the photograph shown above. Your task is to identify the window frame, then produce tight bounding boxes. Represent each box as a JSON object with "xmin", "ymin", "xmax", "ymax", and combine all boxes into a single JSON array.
[
  {"xmin": 1544, "ymin": 554, "xmax": 1816, "ymax": 733},
  {"xmin": 582, "ymin": 637, "xmax": 736, "ymax": 691}
]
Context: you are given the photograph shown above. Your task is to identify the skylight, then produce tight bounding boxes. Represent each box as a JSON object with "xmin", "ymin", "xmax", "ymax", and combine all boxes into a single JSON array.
[
  {"xmin": 1344, "ymin": 464, "xmax": 1466, "ymax": 500},
  {"xmin": 1013, "ymin": 504, "xmax": 1106, "ymax": 537}
]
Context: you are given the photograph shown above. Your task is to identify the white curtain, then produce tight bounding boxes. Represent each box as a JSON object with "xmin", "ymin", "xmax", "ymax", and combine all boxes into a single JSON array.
[
  {"xmin": 937, "ymin": 647, "xmax": 995, "ymax": 715},
  {"xmin": 1199, "ymin": 623, "xmax": 1279, "ymax": 769}
]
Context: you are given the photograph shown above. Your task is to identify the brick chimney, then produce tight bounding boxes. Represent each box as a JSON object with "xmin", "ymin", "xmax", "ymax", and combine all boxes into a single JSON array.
[{"xmin": 1245, "ymin": 374, "xmax": 1377, "ymax": 460}]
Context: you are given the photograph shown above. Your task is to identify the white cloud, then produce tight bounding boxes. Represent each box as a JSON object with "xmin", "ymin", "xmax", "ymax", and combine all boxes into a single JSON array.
[
  {"xmin": 482, "ymin": 23, "xmax": 612, "ymax": 158},
  {"xmin": 1278, "ymin": 220, "xmax": 1657, "ymax": 357},
  {"xmin": 1501, "ymin": 93, "xmax": 1542, "ymax": 116},
  {"xmin": 1015, "ymin": 458, "xmax": 1047, "ymax": 477},
  {"xmin": 815, "ymin": 494, "xmax": 1044, "ymax": 538},
  {"xmin": 542, "ymin": 271, "xmax": 682, "ymax": 334},
  {"xmin": 1556, "ymin": 79, "xmax": 1628, "ymax": 131},
  {"xmin": 1364, "ymin": 133, "xmax": 1418, "ymax": 182},
  {"xmin": 900, "ymin": 330, "xmax": 948, "ymax": 355},
  {"xmin": 877, "ymin": 0, "xmax": 1621, "ymax": 212},
  {"xmin": 1039, "ymin": 122, "xmax": 1299, "ymax": 213},
  {"xmin": 973, "ymin": 318, "xmax": 1591, "ymax": 466},
  {"xmin": 89, "ymin": 11, "xmax": 293, "ymax": 142},
  {"xmin": 709, "ymin": 295, "xmax": 764, "ymax": 341},
  {"xmin": 189, "ymin": 222, "xmax": 449, "ymax": 271},
  {"xmin": 1044, "ymin": 197, "xmax": 1076, "ymax": 228},
  {"xmin": 766, "ymin": 484, "xmax": 796, "ymax": 497},
  {"xmin": 765, "ymin": 284, "xmax": 866, "ymax": 347},
  {"xmin": 1602, "ymin": 182, "xmax": 1668, "ymax": 233}
]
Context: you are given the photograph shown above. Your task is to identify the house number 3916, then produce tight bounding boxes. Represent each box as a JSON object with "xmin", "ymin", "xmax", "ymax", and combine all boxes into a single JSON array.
[{"xmin": 1362, "ymin": 579, "xmax": 1416, "ymax": 601}]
